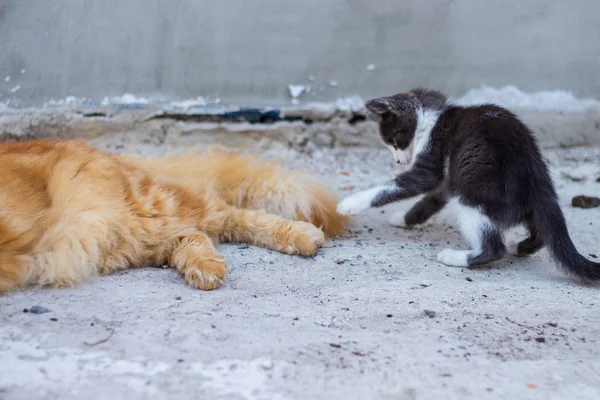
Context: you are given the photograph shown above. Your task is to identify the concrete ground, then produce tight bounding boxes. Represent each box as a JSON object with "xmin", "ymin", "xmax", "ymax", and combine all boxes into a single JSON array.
[{"xmin": 1, "ymin": 136, "xmax": 599, "ymax": 400}]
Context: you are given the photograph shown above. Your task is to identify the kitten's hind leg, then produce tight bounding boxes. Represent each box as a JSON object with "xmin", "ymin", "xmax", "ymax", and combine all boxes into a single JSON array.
[
  {"xmin": 390, "ymin": 192, "xmax": 447, "ymax": 227},
  {"xmin": 169, "ymin": 233, "xmax": 227, "ymax": 290},
  {"xmin": 219, "ymin": 207, "xmax": 325, "ymax": 256},
  {"xmin": 507, "ymin": 218, "xmax": 545, "ymax": 257},
  {"xmin": 437, "ymin": 198, "xmax": 506, "ymax": 267}
]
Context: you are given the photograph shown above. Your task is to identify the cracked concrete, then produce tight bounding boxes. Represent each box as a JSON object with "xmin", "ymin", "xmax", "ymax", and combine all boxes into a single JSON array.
[{"xmin": 1, "ymin": 136, "xmax": 599, "ymax": 400}]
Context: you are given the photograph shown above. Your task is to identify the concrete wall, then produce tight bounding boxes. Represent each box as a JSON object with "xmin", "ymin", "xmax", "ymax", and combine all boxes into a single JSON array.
[{"xmin": 2, "ymin": 0, "xmax": 599, "ymax": 107}]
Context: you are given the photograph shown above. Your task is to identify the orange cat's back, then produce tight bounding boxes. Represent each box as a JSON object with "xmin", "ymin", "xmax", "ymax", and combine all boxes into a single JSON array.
[
  {"xmin": 0, "ymin": 140, "xmax": 137, "ymax": 291},
  {"xmin": 0, "ymin": 140, "xmax": 67, "ymax": 248}
]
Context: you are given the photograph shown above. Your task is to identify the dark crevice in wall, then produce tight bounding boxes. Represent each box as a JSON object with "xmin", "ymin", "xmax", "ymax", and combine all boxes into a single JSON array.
[
  {"xmin": 82, "ymin": 112, "xmax": 108, "ymax": 117},
  {"xmin": 348, "ymin": 113, "xmax": 366, "ymax": 125},
  {"xmin": 77, "ymin": 107, "xmax": 368, "ymax": 126},
  {"xmin": 144, "ymin": 108, "xmax": 369, "ymax": 125},
  {"xmin": 149, "ymin": 108, "xmax": 299, "ymax": 124}
]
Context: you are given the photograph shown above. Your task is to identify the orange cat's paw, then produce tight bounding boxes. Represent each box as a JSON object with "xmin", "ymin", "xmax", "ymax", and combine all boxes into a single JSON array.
[
  {"xmin": 184, "ymin": 258, "xmax": 227, "ymax": 290},
  {"xmin": 286, "ymin": 222, "xmax": 325, "ymax": 256}
]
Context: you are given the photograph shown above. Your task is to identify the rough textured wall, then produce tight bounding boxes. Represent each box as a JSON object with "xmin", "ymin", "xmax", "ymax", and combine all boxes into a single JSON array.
[{"xmin": 1, "ymin": 0, "xmax": 599, "ymax": 106}]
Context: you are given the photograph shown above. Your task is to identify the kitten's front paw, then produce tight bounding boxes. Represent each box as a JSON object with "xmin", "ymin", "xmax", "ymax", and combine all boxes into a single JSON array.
[
  {"xmin": 286, "ymin": 221, "xmax": 325, "ymax": 256},
  {"xmin": 436, "ymin": 248, "xmax": 470, "ymax": 267},
  {"xmin": 337, "ymin": 195, "xmax": 371, "ymax": 216}
]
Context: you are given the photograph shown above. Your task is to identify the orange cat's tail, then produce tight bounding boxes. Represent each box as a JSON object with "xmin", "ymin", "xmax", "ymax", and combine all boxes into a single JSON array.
[{"xmin": 129, "ymin": 150, "xmax": 349, "ymax": 237}]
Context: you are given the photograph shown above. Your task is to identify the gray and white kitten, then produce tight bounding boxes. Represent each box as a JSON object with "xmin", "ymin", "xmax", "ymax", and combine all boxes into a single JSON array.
[{"xmin": 337, "ymin": 88, "xmax": 600, "ymax": 281}]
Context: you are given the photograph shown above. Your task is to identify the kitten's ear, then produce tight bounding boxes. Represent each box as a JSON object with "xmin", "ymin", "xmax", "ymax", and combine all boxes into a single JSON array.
[{"xmin": 364, "ymin": 98, "xmax": 391, "ymax": 121}]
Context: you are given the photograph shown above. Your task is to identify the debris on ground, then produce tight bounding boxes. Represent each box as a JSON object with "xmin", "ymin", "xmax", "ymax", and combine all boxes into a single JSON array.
[
  {"xmin": 24, "ymin": 306, "xmax": 51, "ymax": 314},
  {"xmin": 572, "ymin": 195, "xmax": 600, "ymax": 208},
  {"xmin": 424, "ymin": 310, "xmax": 436, "ymax": 318},
  {"xmin": 84, "ymin": 328, "xmax": 115, "ymax": 347}
]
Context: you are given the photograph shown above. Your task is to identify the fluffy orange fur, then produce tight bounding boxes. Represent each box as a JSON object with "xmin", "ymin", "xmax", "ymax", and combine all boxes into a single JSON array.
[{"xmin": 0, "ymin": 139, "xmax": 348, "ymax": 293}]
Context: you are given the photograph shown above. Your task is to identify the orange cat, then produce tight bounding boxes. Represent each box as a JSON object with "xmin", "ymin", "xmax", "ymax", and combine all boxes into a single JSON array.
[{"xmin": 0, "ymin": 139, "xmax": 348, "ymax": 293}]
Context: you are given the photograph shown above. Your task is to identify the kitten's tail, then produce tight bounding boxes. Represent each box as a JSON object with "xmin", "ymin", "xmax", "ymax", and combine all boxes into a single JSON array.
[
  {"xmin": 532, "ymin": 189, "xmax": 600, "ymax": 281},
  {"xmin": 131, "ymin": 150, "xmax": 349, "ymax": 237}
]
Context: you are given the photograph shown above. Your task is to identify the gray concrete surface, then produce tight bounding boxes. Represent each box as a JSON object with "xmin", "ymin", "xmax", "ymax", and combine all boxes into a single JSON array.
[
  {"xmin": 2, "ymin": 0, "xmax": 600, "ymax": 106},
  {"xmin": 1, "ymin": 137, "xmax": 600, "ymax": 400}
]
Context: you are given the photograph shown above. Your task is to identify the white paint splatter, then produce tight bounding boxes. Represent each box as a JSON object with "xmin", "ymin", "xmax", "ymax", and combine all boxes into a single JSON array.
[
  {"xmin": 169, "ymin": 96, "xmax": 207, "ymax": 109},
  {"xmin": 288, "ymin": 84, "xmax": 307, "ymax": 104},
  {"xmin": 454, "ymin": 85, "xmax": 600, "ymax": 112},
  {"xmin": 335, "ymin": 95, "xmax": 365, "ymax": 112},
  {"xmin": 45, "ymin": 96, "xmax": 83, "ymax": 106},
  {"xmin": 101, "ymin": 93, "xmax": 149, "ymax": 106},
  {"xmin": 288, "ymin": 84, "xmax": 306, "ymax": 98},
  {"xmin": 4, "ymin": 76, "xmax": 10, "ymax": 82},
  {"xmin": 10, "ymin": 85, "xmax": 20, "ymax": 93}
]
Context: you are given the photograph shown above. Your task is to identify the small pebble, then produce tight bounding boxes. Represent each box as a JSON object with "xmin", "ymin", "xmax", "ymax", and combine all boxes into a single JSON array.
[
  {"xmin": 420, "ymin": 280, "xmax": 432, "ymax": 287},
  {"xmin": 424, "ymin": 310, "xmax": 436, "ymax": 318},
  {"xmin": 572, "ymin": 195, "xmax": 600, "ymax": 209},
  {"xmin": 26, "ymin": 306, "xmax": 51, "ymax": 314},
  {"xmin": 238, "ymin": 244, "xmax": 250, "ymax": 249}
]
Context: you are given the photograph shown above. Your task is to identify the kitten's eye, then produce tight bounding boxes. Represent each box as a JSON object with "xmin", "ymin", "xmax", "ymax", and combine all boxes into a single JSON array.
[{"xmin": 392, "ymin": 138, "xmax": 399, "ymax": 150}]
